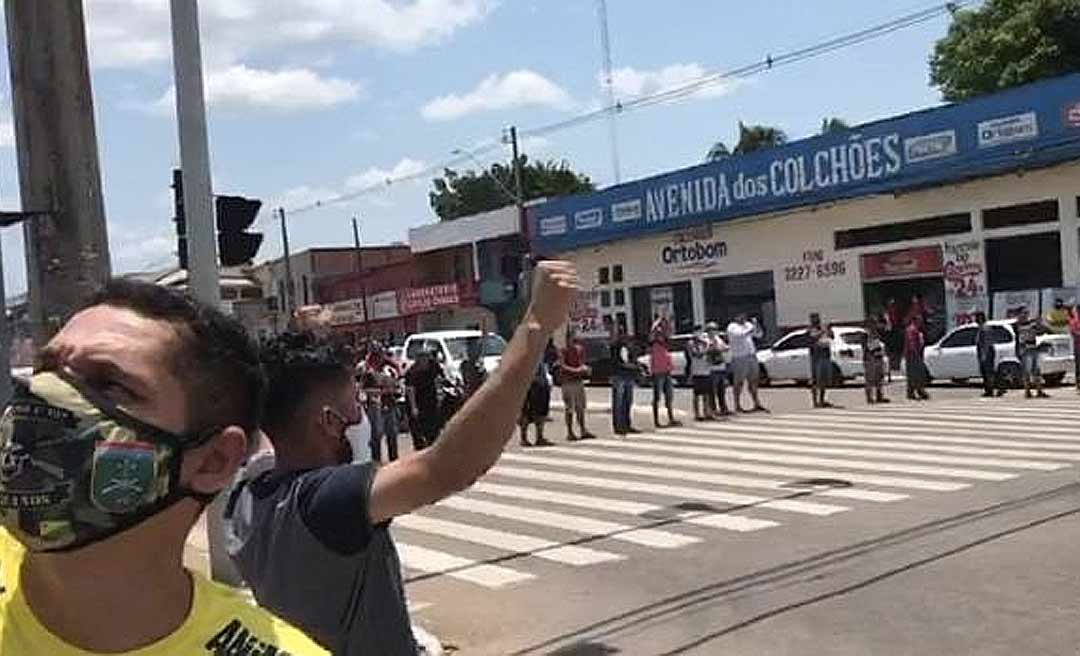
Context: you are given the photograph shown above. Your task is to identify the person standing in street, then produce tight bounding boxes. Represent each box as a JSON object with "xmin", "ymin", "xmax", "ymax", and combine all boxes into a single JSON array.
[
  {"xmin": 904, "ymin": 315, "xmax": 930, "ymax": 401},
  {"xmin": 1015, "ymin": 306, "xmax": 1050, "ymax": 399},
  {"xmin": 706, "ymin": 322, "xmax": 731, "ymax": 417},
  {"xmin": 727, "ymin": 313, "xmax": 767, "ymax": 413},
  {"xmin": 649, "ymin": 330, "xmax": 682, "ymax": 429},
  {"xmin": 687, "ymin": 326, "xmax": 715, "ymax": 421},
  {"xmin": 360, "ymin": 345, "xmax": 402, "ymax": 462},
  {"xmin": 861, "ymin": 317, "xmax": 889, "ymax": 404},
  {"xmin": 226, "ymin": 261, "xmax": 579, "ymax": 655},
  {"xmin": 807, "ymin": 313, "xmax": 834, "ymax": 408},
  {"xmin": 404, "ymin": 349, "xmax": 445, "ymax": 450},
  {"xmin": 1068, "ymin": 300, "xmax": 1080, "ymax": 392},
  {"xmin": 559, "ymin": 329, "xmax": 596, "ymax": 440},
  {"xmin": 609, "ymin": 325, "xmax": 641, "ymax": 435},
  {"xmin": 519, "ymin": 358, "xmax": 555, "ymax": 447},
  {"xmin": 974, "ymin": 311, "xmax": 1000, "ymax": 398}
]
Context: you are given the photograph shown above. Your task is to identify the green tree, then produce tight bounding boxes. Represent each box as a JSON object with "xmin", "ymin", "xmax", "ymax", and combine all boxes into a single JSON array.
[
  {"xmin": 820, "ymin": 117, "xmax": 851, "ymax": 134},
  {"xmin": 705, "ymin": 122, "xmax": 788, "ymax": 162},
  {"xmin": 429, "ymin": 156, "xmax": 594, "ymax": 221},
  {"xmin": 930, "ymin": 0, "xmax": 1080, "ymax": 101}
]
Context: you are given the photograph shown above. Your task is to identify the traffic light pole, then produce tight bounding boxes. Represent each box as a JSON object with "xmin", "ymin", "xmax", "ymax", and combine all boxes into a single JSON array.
[
  {"xmin": 351, "ymin": 216, "xmax": 369, "ymax": 337},
  {"xmin": 279, "ymin": 208, "xmax": 296, "ymax": 322},
  {"xmin": 4, "ymin": 0, "xmax": 111, "ymax": 345},
  {"xmin": 169, "ymin": 0, "xmax": 219, "ymax": 307},
  {"xmin": 508, "ymin": 126, "xmax": 533, "ymax": 304}
]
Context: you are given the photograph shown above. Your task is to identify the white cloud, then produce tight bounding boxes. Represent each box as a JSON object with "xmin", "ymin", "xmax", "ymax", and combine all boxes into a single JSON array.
[
  {"xmin": 110, "ymin": 229, "xmax": 178, "ymax": 273},
  {"xmin": 345, "ymin": 158, "xmax": 429, "ymax": 191},
  {"xmin": 85, "ymin": 0, "xmax": 495, "ymax": 70},
  {"xmin": 151, "ymin": 65, "xmax": 362, "ymax": 114},
  {"xmin": 268, "ymin": 185, "xmax": 342, "ymax": 213},
  {"xmin": 0, "ymin": 118, "xmax": 14, "ymax": 149},
  {"xmin": 608, "ymin": 63, "xmax": 737, "ymax": 102},
  {"xmin": 421, "ymin": 70, "xmax": 573, "ymax": 121}
]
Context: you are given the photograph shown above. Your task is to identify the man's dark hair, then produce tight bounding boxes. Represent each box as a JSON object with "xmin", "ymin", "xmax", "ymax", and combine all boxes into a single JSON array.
[
  {"xmin": 259, "ymin": 331, "xmax": 354, "ymax": 440},
  {"xmin": 90, "ymin": 279, "xmax": 266, "ymax": 433}
]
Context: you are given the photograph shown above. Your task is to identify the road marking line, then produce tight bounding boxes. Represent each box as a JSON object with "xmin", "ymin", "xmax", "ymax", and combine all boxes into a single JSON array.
[
  {"xmin": 498, "ymin": 455, "xmax": 862, "ymax": 510},
  {"xmin": 812, "ymin": 409, "xmax": 1080, "ymax": 431},
  {"xmin": 397, "ymin": 543, "xmax": 534, "ymax": 588},
  {"xmin": 646, "ymin": 432, "xmax": 1065, "ymax": 470},
  {"xmin": 570, "ymin": 442, "xmax": 1015, "ymax": 481},
  {"xmin": 437, "ymin": 496, "xmax": 700, "ymax": 549},
  {"xmin": 491, "ymin": 466, "xmax": 876, "ymax": 517},
  {"xmin": 670, "ymin": 423, "xmax": 1080, "ymax": 456},
  {"xmin": 505, "ymin": 449, "xmax": 967, "ymax": 492},
  {"xmin": 396, "ymin": 514, "xmax": 625, "ymax": 566},
  {"xmin": 741, "ymin": 415, "xmax": 1080, "ymax": 443},
  {"xmin": 470, "ymin": 481, "xmax": 779, "ymax": 532}
]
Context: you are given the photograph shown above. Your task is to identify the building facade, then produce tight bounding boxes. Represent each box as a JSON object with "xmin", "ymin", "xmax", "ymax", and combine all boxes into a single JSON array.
[{"xmin": 531, "ymin": 74, "xmax": 1080, "ymax": 344}]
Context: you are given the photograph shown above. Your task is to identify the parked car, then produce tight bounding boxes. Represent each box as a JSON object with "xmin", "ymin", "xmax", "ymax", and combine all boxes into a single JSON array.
[
  {"xmin": 756, "ymin": 326, "xmax": 867, "ymax": 386},
  {"xmin": 401, "ymin": 330, "xmax": 507, "ymax": 383},
  {"xmin": 922, "ymin": 319, "xmax": 1073, "ymax": 387},
  {"xmin": 635, "ymin": 333, "xmax": 694, "ymax": 385}
]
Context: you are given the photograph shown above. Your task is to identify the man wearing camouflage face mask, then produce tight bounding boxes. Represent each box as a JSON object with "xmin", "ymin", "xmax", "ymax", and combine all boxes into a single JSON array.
[{"xmin": 0, "ymin": 280, "xmax": 325, "ymax": 655}]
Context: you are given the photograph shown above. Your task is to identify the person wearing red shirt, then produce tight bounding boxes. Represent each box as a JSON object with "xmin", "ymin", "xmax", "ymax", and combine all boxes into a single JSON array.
[
  {"xmin": 649, "ymin": 332, "xmax": 682, "ymax": 429},
  {"xmin": 1068, "ymin": 300, "xmax": 1080, "ymax": 392},
  {"xmin": 558, "ymin": 330, "xmax": 596, "ymax": 441},
  {"xmin": 904, "ymin": 315, "xmax": 930, "ymax": 401}
]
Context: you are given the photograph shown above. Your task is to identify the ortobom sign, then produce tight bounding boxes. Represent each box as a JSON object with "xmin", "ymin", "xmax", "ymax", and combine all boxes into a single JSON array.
[{"xmin": 531, "ymin": 73, "xmax": 1080, "ymax": 254}]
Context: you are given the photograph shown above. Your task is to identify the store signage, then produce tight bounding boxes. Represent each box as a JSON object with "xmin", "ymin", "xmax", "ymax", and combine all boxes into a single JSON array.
[
  {"xmin": 978, "ymin": 111, "xmax": 1038, "ymax": 148},
  {"xmin": 860, "ymin": 246, "xmax": 942, "ymax": 282},
  {"xmin": 569, "ymin": 290, "xmax": 608, "ymax": 338},
  {"xmin": 366, "ymin": 290, "xmax": 400, "ymax": 321},
  {"xmin": 328, "ymin": 298, "xmax": 365, "ymax": 327},
  {"xmin": 943, "ymin": 240, "xmax": 987, "ymax": 329},
  {"xmin": 1065, "ymin": 100, "xmax": 1080, "ymax": 128},
  {"xmin": 531, "ymin": 73, "xmax": 1080, "ymax": 254},
  {"xmin": 398, "ymin": 283, "xmax": 460, "ymax": 315},
  {"xmin": 904, "ymin": 130, "xmax": 957, "ymax": 164},
  {"xmin": 660, "ymin": 226, "xmax": 727, "ymax": 272}
]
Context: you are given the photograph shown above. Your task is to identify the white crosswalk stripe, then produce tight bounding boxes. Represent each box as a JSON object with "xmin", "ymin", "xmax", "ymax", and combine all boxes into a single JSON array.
[{"xmin": 397, "ymin": 398, "xmax": 1076, "ymax": 591}]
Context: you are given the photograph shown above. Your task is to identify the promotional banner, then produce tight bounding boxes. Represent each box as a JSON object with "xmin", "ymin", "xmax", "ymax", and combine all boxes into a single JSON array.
[
  {"xmin": 366, "ymin": 290, "xmax": 400, "ymax": 321},
  {"xmin": 992, "ymin": 290, "xmax": 1040, "ymax": 319},
  {"xmin": 860, "ymin": 246, "xmax": 942, "ymax": 282},
  {"xmin": 398, "ymin": 283, "xmax": 461, "ymax": 316},
  {"xmin": 660, "ymin": 225, "xmax": 727, "ymax": 273},
  {"xmin": 943, "ymin": 240, "xmax": 988, "ymax": 329},
  {"xmin": 569, "ymin": 290, "xmax": 608, "ymax": 339},
  {"xmin": 531, "ymin": 73, "xmax": 1080, "ymax": 254}
]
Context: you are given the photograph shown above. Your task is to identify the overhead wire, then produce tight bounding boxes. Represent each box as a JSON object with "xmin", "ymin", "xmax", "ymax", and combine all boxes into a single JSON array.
[{"xmin": 282, "ymin": 1, "xmax": 969, "ymax": 216}]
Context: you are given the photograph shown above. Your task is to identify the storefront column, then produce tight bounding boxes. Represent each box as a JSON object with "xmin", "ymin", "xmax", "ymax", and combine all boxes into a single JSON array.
[
  {"xmin": 1059, "ymin": 194, "xmax": 1080, "ymax": 287},
  {"xmin": 690, "ymin": 276, "xmax": 706, "ymax": 328}
]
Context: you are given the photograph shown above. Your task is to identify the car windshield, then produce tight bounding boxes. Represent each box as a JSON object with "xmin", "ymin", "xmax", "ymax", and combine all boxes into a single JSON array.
[{"xmin": 445, "ymin": 335, "xmax": 506, "ymax": 361}]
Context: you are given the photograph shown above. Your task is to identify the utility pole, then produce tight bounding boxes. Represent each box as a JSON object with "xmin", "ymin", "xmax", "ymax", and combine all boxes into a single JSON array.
[
  {"xmin": 507, "ymin": 126, "xmax": 533, "ymax": 306},
  {"xmin": 169, "ymin": 0, "xmax": 219, "ymax": 307},
  {"xmin": 351, "ymin": 217, "xmax": 369, "ymax": 337},
  {"xmin": 4, "ymin": 0, "xmax": 111, "ymax": 346},
  {"xmin": 279, "ymin": 208, "xmax": 295, "ymax": 322},
  {"xmin": 596, "ymin": 0, "xmax": 622, "ymax": 184}
]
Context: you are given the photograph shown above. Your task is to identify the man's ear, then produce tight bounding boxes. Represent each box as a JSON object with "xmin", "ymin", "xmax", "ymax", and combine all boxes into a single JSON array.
[{"xmin": 183, "ymin": 426, "xmax": 248, "ymax": 495}]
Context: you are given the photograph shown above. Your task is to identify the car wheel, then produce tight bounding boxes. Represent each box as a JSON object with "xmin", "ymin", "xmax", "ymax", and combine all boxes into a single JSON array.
[
  {"xmin": 997, "ymin": 362, "xmax": 1022, "ymax": 389},
  {"xmin": 1043, "ymin": 372, "xmax": 1066, "ymax": 387},
  {"xmin": 758, "ymin": 365, "xmax": 772, "ymax": 387}
]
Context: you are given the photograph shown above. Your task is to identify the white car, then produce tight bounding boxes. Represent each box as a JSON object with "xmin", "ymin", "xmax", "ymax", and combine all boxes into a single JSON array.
[
  {"xmin": 401, "ymin": 330, "xmax": 507, "ymax": 382},
  {"xmin": 923, "ymin": 320, "xmax": 1073, "ymax": 386},
  {"xmin": 756, "ymin": 326, "xmax": 868, "ymax": 386}
]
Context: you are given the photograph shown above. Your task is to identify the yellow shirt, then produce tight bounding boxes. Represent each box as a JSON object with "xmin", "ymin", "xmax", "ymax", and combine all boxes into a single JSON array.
[{"xmin": 0, "ymin": 529, "xmax": 328, "ymax": 655}]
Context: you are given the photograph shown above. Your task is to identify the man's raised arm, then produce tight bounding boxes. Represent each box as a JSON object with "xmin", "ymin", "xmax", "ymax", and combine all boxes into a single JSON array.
[{"xmin": 370, "ymin": 261, "xmax": 578, "ymax": 523}]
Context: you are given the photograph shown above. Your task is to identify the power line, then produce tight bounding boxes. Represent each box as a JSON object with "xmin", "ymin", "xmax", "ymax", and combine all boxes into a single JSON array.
[{"xmin": 282, "ymin": 1, "xmax": 968, "ymax": 216}]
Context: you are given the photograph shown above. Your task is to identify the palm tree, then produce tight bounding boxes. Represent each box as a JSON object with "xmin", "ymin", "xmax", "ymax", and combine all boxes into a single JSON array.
[{"xmin": 733, "ymin": 122, "xmax": 787, "ymax": 155}]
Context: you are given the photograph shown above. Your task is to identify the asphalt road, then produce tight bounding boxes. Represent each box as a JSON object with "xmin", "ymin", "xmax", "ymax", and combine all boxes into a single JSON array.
[{"xmin": 401, "ymin": 380, "xmax": 1080, "ymax": 655}]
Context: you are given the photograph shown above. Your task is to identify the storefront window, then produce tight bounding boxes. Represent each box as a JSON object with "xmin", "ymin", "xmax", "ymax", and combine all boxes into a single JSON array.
[
  {"xmin": 600, "ymin": 290, "xmax": 612, "ymax": 308},
  {"xmin": 631, "ymin": 282, "xmax": 694, "ymax": 337},
  {"xmin": 613, "ymin": 265, "xmax": 623, "ymax": 283},
  {"xmin": 598, "ymin": 267, "xmax": 610, "ymax": 285},
  {"xmin": 835, "ymin": 212, "xmax": 970, "ymax": 250},
  {"xmin": 615, "ymin": 312, "xmax": 628, "ymax": 334},
  {"xmin": 986, "ymin": 232, "xmax": 1061, "ymax": 292},
  {"xmin": 704, "ymin": 271, "xmax": 776, "ymax": 339},
  {"xmin": 982, "ymin": 199, "xmax": 1058, "ymax": 230},
  {"xmin": 614, "ymin": 289, "xmax": 625, "ymax": 306}
]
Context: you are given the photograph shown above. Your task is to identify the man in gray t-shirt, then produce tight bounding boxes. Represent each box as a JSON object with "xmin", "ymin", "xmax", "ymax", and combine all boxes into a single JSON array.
[{"xmin": 224, "ymin": 262, "xmax": 579, "ymax": 655}]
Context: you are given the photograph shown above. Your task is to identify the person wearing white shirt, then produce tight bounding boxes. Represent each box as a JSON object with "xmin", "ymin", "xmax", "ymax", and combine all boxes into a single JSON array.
[{"xmin": 726, "ymin": 313, "xmax": 767, "ymax": 413}]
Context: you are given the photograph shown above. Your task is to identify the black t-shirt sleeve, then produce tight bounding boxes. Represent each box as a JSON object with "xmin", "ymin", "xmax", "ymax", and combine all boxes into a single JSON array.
[{"xmin": 294, "ymin": 463, "xmax": 379, "ymax": 556}]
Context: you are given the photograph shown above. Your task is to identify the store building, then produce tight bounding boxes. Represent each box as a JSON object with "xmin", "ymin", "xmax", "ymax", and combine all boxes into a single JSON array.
[{"xmin": 531, "ymin": 73, "xmax": 1080, "ymax": 344}]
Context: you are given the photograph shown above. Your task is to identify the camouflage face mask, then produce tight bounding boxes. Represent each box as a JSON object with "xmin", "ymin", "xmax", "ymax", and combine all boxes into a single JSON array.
[{"xmin": 0, "ymin": 371, "xmax": 218, "ymax": 552}]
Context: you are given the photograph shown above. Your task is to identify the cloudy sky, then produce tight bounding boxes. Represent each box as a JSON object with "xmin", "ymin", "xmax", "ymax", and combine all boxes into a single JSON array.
[{"xmin": 0, "ymin": 0, "xmax": 954, "ymax": 295}]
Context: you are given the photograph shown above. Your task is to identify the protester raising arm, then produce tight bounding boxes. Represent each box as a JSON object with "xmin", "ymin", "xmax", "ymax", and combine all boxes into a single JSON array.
[{"xmin": 369, "ymin": 261, "xmax": 579, "ymax": 523}]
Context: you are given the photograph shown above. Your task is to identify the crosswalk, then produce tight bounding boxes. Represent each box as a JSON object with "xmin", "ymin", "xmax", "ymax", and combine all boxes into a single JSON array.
[{"xmin": 396, "ymin": 398, "xmax": 1080, "ymax": 593}]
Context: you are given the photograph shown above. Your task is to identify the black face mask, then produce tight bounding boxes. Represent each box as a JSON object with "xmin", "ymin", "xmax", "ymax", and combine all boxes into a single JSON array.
[{"xmin": 0, "ymin": 371, "xmax": 219, "ymax": 552}]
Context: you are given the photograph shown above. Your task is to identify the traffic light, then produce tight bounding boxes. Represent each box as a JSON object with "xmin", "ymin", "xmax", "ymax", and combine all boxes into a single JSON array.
[
  {"xmin": 172, "ymin": 169, "xmax": 188, "ymax": 269},
  {"xmin": 215, "ymin": 195, "xmax": 264, "ymax": 267}
]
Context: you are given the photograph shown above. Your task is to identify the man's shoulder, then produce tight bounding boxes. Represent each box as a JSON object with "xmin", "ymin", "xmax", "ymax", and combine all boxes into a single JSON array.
[{"xmin": 195, "ymin": 575, "xmax": 329, "ymax": 655}]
